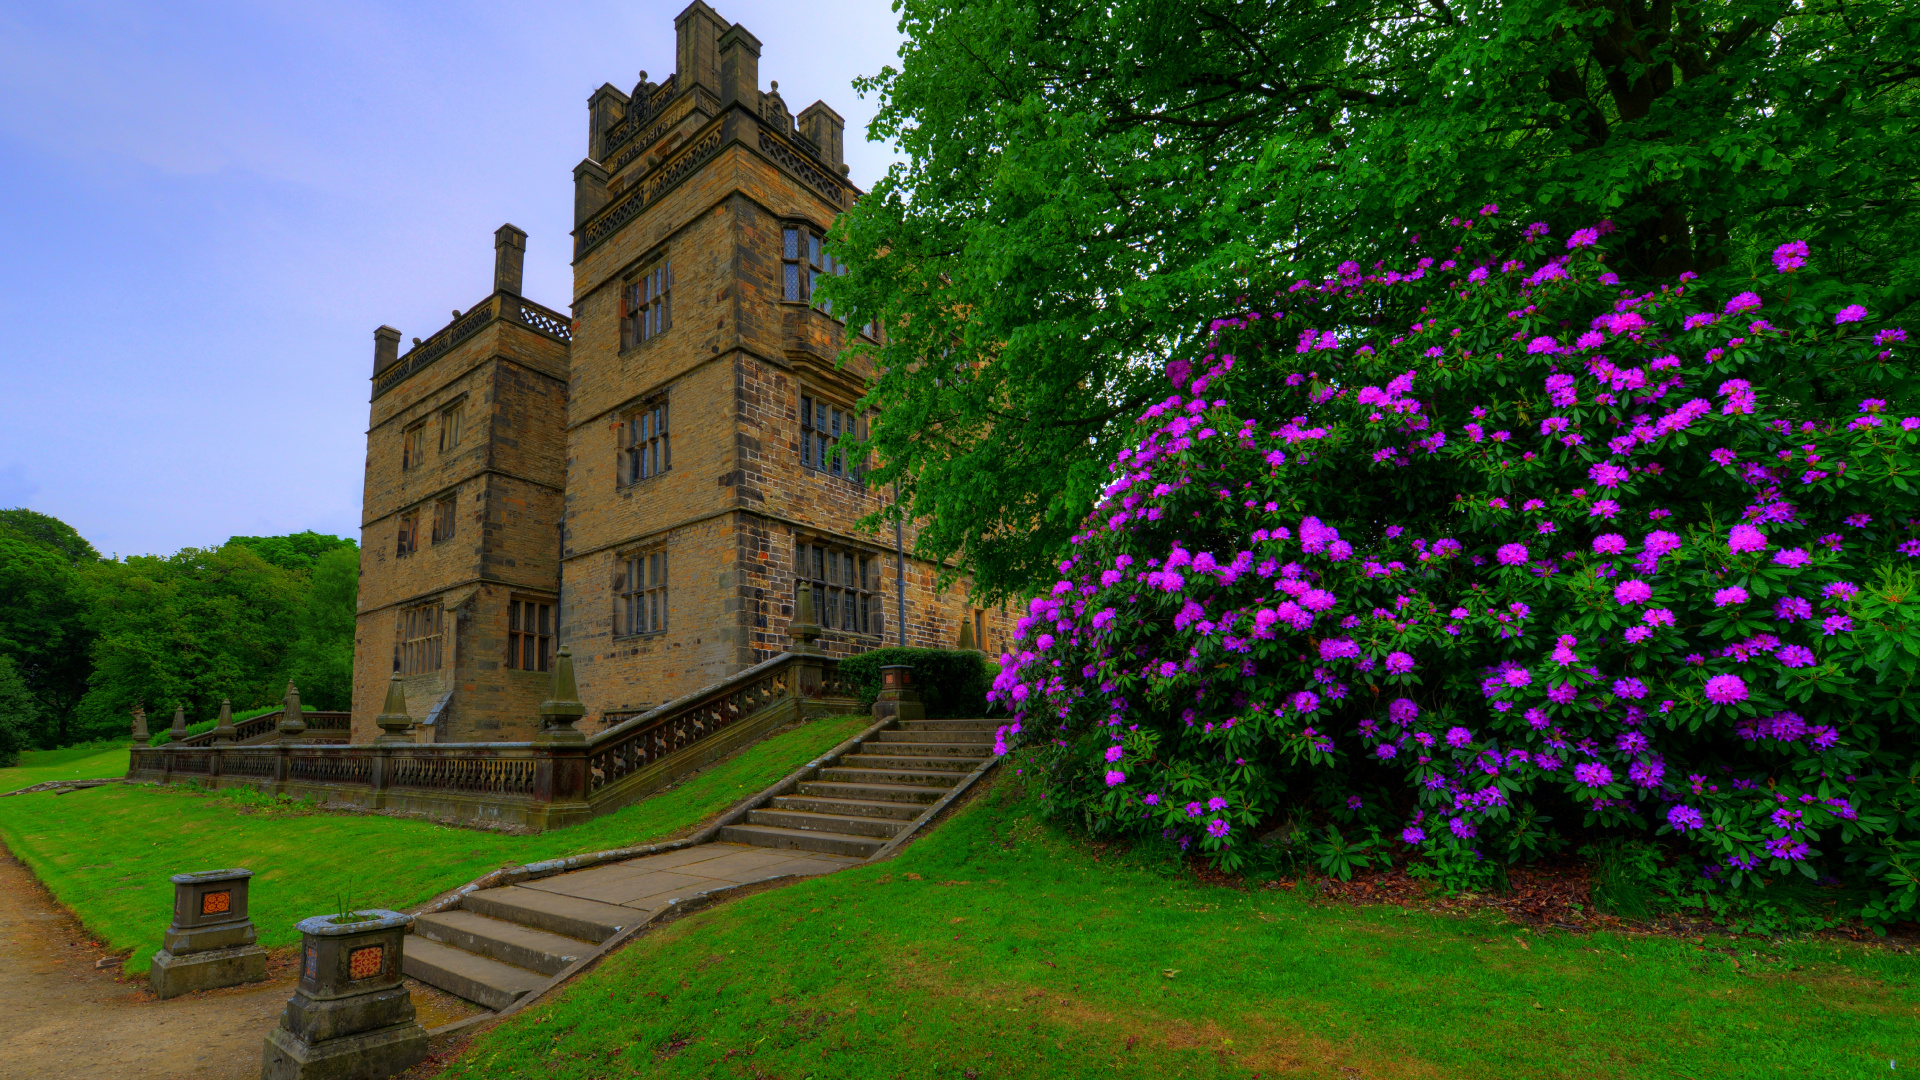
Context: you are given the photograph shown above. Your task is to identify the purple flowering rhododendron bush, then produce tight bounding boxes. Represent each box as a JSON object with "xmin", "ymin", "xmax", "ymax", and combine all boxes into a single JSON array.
[{"xmin": 988, "ymin": 212, "xmax": 1920, "ymax": 922}]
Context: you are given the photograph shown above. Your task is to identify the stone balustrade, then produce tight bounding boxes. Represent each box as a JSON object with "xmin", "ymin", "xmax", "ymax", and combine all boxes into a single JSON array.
[{"xmin": 126, "ymin": 646, "xmax": 860, "ymax": 831}]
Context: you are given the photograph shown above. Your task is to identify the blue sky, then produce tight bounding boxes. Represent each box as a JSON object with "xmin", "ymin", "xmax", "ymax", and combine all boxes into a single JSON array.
[{"xmin": 0, "ymin": 0, "xmax": 906, "ymax": 558}]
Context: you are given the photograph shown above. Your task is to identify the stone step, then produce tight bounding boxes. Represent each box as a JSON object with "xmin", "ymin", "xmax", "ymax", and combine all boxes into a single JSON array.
[
  {"xmin": 817, "ymin": 766, "xmax": 963, "ymax": 788},
  {"xmin": 797, "ymin": 780, "xmax": 944, "ymax": 805},
  {"xmin": 869, "ymin": 729, "xmax": 997, "ymax": 745},
  {"xmin": 414, "ymin": 909, "xmax": 592, "ymax": 977},
  {"xmin": 899, "ymin": 719, "xmax": 998, "ymax": 732},
  {"xmin": 839, "ymin": 752, "xmax": 985, "ymax": 772},
  {"xmin": 402, "ymin": 935, "xmax": 547, "ymax": 1012},
  {"xmin": 718, "ymin": 823, "xmax": 886, "ymax": 858},
  {"xmin": 462, "ymin": 885, "xmax": 639, "ymax": 944},
  {"xmin": 770, "ymin": 794, "xmax": 925, "ymax": 820},
  {"xmin": 747, "ymin": 807, "xmax": 907, "ymax": 839},
  {"xmin": 864, "ymin": 736, "xmax": 996, "ymax": 754}
]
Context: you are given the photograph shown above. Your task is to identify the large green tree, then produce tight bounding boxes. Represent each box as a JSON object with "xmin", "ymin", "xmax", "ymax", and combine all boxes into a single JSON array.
[
  {"xmin": 825, "ymin": 0, "xmax": 1920, "ymax": 597},
  {"xmin": 0, "ymin": 535, "xmax": 93, "ymax": 744},
  {"xmin": 77, "ymin": 544, "xmax": 305, "ymax": 739},
  {"xmin": 287, "ymin": 544, "xmax": 359, "ymax": 711},
  {"xmin": 226, "ymin": 530, "xmax": 355, "ymax": 574},
  {"xmin": 0, "ymin": 507, "xmax": 99, "ymax": 564}
]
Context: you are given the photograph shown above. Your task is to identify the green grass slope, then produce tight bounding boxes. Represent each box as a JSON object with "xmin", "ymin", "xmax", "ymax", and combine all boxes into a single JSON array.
[
  {"xmin": 0, "ymin": 716, "xmax": 867, "ymax": 974},
  {"xmin": 438, "ymin": 768, "xmax": 1920, "ymax": 1080},
  {"xmin": 1, "ymin": 744, "xmax": 132, "ymax": 793}
]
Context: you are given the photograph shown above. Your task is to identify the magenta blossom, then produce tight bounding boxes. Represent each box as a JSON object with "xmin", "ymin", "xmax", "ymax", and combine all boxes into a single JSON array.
[
  {"xmin": 1613, "ymin": 580, "xmax": 1653, "ymax": 605},
  {"xmin": 1496, "ymin": 543, "xmax": 1530, "ymax": 566},
  {"xmin": 1704, "ymin": 674, "xmax": 1749, "ymax": 704},
  {"xmin": 1727, "ymin": 524, "xmax": 1768, "ymax": 553}
]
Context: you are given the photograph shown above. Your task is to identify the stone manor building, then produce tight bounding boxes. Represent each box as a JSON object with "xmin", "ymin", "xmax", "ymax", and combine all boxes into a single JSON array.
[{"xmin": 350, "ymin": 2, "xmax": 1009, "ymax": 743}]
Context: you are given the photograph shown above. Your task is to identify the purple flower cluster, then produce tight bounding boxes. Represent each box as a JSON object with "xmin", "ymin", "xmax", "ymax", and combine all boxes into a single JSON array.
[{"xmin": 986, "ymin": 219, "xmax": 1914, "ymax": 905}]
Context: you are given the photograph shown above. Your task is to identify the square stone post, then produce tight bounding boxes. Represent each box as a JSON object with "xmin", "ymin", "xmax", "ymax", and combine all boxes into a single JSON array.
[
  {"xmin": 263, "ymin": 909, "xmax": 426, "ymax": 1079},
  {"xmin": 873, "ymin": 664, "xmax": 925, "ymax": 723},
  {"xmin": 149, "ymin": 868, "xmax": 267, "ymax": 998}
]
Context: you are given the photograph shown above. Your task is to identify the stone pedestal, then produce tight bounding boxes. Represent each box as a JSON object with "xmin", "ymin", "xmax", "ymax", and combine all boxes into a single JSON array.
[
  {"xmin": 873, "ymin": 664, "xmax": 925, "ymax": 722},
  {"xmin": 262, "ymin": 909, "xmax": 427, "ymax": 1080},
  {"xmin": 149, "ymin": 868, "xmax": 268, "ymax": 998}
]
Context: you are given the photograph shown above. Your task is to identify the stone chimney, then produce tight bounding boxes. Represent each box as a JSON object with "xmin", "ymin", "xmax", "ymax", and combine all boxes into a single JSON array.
[
  {"xmin": 674, "ymin": 1, "xmax": 729, "ymax": 98},
  {"xmin": 372, "ymin": 326, "xmax": 401, "ymax": 376},
  {"xmin": 717, "ymin": 23, "xmax": 760, "ymax": 109},
  {"xmin": 797, "ymin": 102, "xmax": 846, "ymax": 174},
  {"xmin": 494, "ymin": 225, "xmax": 527, "ymax": 296}
]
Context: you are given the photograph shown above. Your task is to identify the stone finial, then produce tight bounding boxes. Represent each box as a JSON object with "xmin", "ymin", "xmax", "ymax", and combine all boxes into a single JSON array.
[
  {"xmin": 494, "ymin": 224, "xmax": 527, "ymax": 296},
  {"xmin": 278, "ymin": 682, "xmax": 307, "ymax": 742},
  {"xmin": 788, "ymin": 581, "xmax": 822, "ymax": 655},
  {"xmin": 166, "ymin": 704, "xmax": 188, "ymax": 743},
  {"xmin": 373, "ymin": 674, "xmax": 414, "ymax": 745},
  {"xmin": 535, "ymin": 646, "xmax": 587, "ymax": 745},
  {"xmin": 130, "ymin": 702, "xmax": 148, "ymax": 741},
  {"xmin": 211, "ymin": 699, "xmax": 236, "ymax": 744},
  {"xmin": 957, "ymin": 615, "xmax": 976, "ymax": 652}
]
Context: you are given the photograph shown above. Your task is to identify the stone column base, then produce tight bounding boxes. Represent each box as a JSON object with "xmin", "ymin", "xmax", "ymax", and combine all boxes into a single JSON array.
[
  {"xmin": 262, "ymin": 1019, "xmax": 428, "ymax": 1080},
  {"xmin": 872, "ymin": 698, "xmax": 925, "ymax": 722},
  {"xmin": 148, "ymin": 944, "xmax": 268, "ymax": 999}
]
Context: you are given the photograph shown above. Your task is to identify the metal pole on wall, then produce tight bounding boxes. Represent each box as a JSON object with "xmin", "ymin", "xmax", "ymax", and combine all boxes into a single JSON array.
[{"xmin": 894, "ymin": 481, "xmax": 907, "ymax": 647}]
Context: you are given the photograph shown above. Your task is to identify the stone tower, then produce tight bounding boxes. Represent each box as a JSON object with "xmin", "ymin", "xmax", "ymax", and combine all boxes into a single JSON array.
[
  {"xmin": 560, "ymin": 1, "xmax": 1009, "ymax": 726},
  {"xmin": 350, "ymin": 2, "xmax": 1008, "ymax": 742},
  {"xmin": 351, "ymin": 228, "xmax": 573, "ymax": 743}
]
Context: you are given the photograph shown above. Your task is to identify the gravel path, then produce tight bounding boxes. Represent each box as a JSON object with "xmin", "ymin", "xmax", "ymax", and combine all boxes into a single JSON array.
[{"xmin": 0, "ymin": 850, "xmax": 476, "ymax": 1079}]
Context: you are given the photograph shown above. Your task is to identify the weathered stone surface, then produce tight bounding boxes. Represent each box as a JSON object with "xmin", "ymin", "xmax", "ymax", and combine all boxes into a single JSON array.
[
  {"xmin": 262, "ymin": 1021, "xmax": 427, "ymax": 1080},
  {"xmin": 148, "ymin": 867, "xmax": 267, "ymax": 998},
  {"xmin": 148, "ymin": 945, "xmax": 267, "ymax": 999},
  {"xmin": 262, "ymin": 910, "xmax": 428, "ymax": 1080}
]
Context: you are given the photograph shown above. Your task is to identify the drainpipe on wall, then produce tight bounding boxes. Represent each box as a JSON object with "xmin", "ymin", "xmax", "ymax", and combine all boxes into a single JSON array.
[{"xmin": 894, "ymin": 481, "xmax": 907, "ymax": 647}]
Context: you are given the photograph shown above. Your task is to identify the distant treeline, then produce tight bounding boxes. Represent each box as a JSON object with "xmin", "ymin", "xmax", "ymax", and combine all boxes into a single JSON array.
[{"xmin": 0, "ymin": 508, "xmax": 358, "ymax": 757}]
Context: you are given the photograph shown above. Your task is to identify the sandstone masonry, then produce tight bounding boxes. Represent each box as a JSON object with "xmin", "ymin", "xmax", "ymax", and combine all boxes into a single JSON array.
[{"xmin": 353, "ymin": 2, "xmax": 1010, "ymax": 741}]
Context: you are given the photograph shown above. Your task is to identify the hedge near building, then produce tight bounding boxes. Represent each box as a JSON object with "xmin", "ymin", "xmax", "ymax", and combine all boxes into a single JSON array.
[{"xmin": 991, "ymin": 212, "xmax": 1919, "ymax": 925}]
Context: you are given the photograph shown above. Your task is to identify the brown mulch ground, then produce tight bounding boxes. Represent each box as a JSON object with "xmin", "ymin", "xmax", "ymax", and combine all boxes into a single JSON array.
[{"xmin": 1221, "ymin": 858, "xmax": 1920, "ymax": 946}]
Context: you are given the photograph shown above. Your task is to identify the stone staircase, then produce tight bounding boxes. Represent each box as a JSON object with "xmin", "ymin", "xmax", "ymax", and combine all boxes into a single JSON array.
[{"xmin": 402, "ymin": 718, "xmax": 996, "ymax": 1010}]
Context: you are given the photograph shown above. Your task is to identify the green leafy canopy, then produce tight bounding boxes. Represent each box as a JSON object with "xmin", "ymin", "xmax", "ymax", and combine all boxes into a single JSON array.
[{"xmin": 822, "ymin": 0, "xmax": 1920, "ymax": 599}]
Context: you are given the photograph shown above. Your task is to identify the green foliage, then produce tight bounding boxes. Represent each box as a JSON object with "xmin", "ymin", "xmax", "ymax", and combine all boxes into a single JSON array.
[
  {"xmin": 0, "ymin": 715, "xmax": 868, "ymax": 974},
  {"xmin": 0, "ymin": 507, "xmax": 98, "ymax": 563},
  {"xmin": 0, "ymin": 657, "xmax": 38, "ymax": 767},
  {"xmin": 288, "ymin": 545, "xmax": 358, "ymax": 710},
  {"xmin": 76, "ymin": 543, "xmax": 304, "ymax": 741},
  {"xmin": 224, "ymin": 530, "xmax": 355, "ymax": 574},
  {"xmin": 826, "ymin": 0, "xmax": 1920, "ymax": 597},
  {"xmin": 0, "ymin": 534, "xmax": 94, "ymax": 744},
  {"xmin": 837, "ymin": 647, "xmax": 993, "ymax": 718}
]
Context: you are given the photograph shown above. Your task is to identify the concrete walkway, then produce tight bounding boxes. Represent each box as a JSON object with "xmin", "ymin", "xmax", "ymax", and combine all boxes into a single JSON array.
[
  {"xmin": 519, "ymin": 841, "xmax": 860, "ymax": 907},
  {"xmin": 403, "ymin": 842, "xmax": 861, "ymax": 1008}
]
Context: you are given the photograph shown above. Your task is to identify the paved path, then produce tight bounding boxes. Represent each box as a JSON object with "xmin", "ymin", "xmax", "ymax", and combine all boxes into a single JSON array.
[
  {"xmin": 0, "ymin": 850, "xmax": 475, "ymax": 1080},
  {"xmin": 518, "ymin": 841, "xmax": 861, "ymax": 907}
]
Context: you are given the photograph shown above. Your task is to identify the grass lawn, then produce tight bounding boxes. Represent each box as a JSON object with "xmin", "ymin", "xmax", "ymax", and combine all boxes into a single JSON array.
[
  {"xmin": 437, "ymin": 761, "xmax": 1920, "ymax": 1080},
  {"xmin": 1, "ymin": 743, "xmax": 135, "ymax": 792},
  {"xmin": 0, "ymin": 716, "xmax": 868, "ymax": 975}
]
